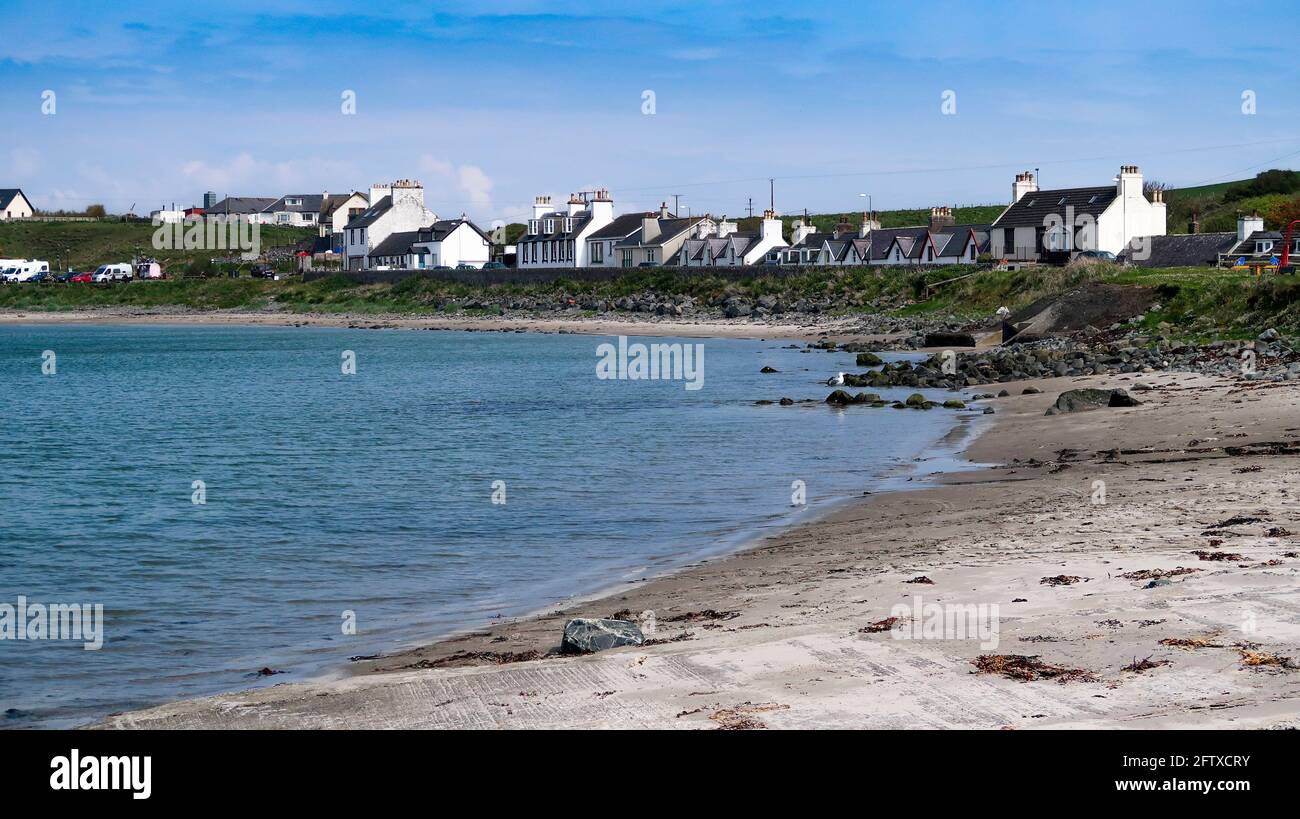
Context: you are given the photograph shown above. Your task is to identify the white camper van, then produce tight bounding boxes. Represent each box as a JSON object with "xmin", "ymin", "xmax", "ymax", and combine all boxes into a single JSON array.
[
  {"xmin": 10, "ymin": 260, "xmax": 49, "ymax": 282},
  {"xmin": 92, "ymin": 263, "xmax": 134, "ymax": 282},
  {"xmin": 0, "ymin": 259, "xmax": 25, "ymax": 282}
]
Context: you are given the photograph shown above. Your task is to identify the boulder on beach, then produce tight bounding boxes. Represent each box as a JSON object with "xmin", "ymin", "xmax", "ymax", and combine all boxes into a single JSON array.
[
  {"xmin": 905, "ymin": 393, "xmax": 927, "ymax": 407},
  {"xmin": 855, "ymin": 351, "xmax": 884, "ymax": 366},
  {"xmin": 760, "ymin": 366, "xmax": 779, "ymax": 373},
  {"xmin": 924, "ymin": 332, "xmax": 976, "ymax": 348},
  {"xmin": 1045, "ymin": 388, "xmax": 1142, "ymax": 415},
  {"xmin": 825, "ymin": 389, "xmax": 855, "ymax": 405},
  {"xmin": 561, "ymin": 618, "xmax": 644, "ymax": 654}
]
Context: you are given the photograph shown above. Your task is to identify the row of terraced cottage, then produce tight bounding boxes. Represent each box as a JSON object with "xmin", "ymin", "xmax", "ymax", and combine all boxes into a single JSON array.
[{"xmin": 307, "ymin": 163, "xmax": 1279, "ymax": 272}]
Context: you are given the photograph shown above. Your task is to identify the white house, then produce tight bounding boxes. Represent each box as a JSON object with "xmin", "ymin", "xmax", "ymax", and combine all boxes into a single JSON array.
[
  {"xmin": 410, "ymin": 217, "xmax": 493, "ymax": 268},
  {"xmin": 0, "ymin": 188, "xmax": 35, "ymax": 220},
  {"xmin": 990, "ymin": 166, "xmax": 1166, "ymax": 260},
  {"xmin": 584, "ymin": 213, "xmax": 647, "ymax": 267},
  {"xmin": 263, "ymin": 194, "xmax": 324, "ymax": 227},
  {"xmin": 673, "ymin": 211, "xmax": 787, "ymax": 266},
  {"xmin": 320, "ymin": 192, "xmax": 368, "ymax": 251},
  {"xmin": 516, "ymin": 190, "xmax": 615, "ymax": 268},
  {"xmin": 344, "ymin": 180, "xmax": 438, "ymax": 271}
]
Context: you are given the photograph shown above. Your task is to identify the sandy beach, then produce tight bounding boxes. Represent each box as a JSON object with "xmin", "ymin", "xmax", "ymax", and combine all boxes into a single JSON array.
[
  {"xmin": 0, "ymin": 307, "xmax": 883, "ymax": 343},
  {"xmin": 90, "ymin": 360, "xmax": 1300, "ymax": 729}
]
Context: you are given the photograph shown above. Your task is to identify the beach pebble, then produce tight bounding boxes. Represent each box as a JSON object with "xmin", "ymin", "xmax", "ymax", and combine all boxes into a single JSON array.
[{"xmin": 561, "ymin": 618, "xmax": 644, "ymax": 654}]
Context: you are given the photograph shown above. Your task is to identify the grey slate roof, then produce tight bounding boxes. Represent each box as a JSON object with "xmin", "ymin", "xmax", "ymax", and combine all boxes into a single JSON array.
[
  {"xmin": 209, "ymin": 196, "xmax": 277, "ymax": 215},
  {"xmin": 346, "ymin": 196, "xmax": 393, "ymax": 229},
  {"xmin": 614, "ymin": 217, "xmax": 700, "ymax": 248},
  {"xmin": 266, "ymin": 194, "xmax": 325, "ymax": 213},
  {"xmin": 321, "ymin": 192, "xmax": 366, "ymax": 216},
  {"xmin": 586, "ymin": 213, "xmax": 645, "ymax": 241},
  {"xmin": 416, "ymin": 218, "xmax": 493, "ymax": 245},
  {"xmin": 0, "ymin": 188, "xmax": 30, "ymax": 211},
  {"xmin": 367, "ymin": 230, "xmax": 422, "ymax": 258},
  {"xmin": 1119, "ymin": 232, "xmax": 1237, "ymax": 268},
  {"xmin": 993, "ymin": 186, "xmax": 1118, "ymax": 228}
]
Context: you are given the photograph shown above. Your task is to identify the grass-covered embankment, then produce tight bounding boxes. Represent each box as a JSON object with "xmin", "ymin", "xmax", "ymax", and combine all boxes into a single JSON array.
[{"xmin": 3, "ymin": 263, "xmax": 1298, "ymax": 339}]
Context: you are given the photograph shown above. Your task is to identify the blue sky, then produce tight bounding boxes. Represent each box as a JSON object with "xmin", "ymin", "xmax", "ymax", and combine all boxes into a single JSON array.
[{"xmin": 2, "ymin": 0, "xmax": 1298, "ymax": 224}]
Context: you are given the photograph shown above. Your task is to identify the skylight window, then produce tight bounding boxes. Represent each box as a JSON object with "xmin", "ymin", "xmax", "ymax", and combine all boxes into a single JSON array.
[{"xmin": 1058, "ymin": 197, "xmax": 1066, "ymax": 205}]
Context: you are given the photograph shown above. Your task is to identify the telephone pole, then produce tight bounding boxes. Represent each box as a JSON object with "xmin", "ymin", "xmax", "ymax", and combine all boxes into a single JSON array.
[
  {"xmin": 746, "ymin": 198, "xmax": 753, "ymax": 218},
  {"xmin": 769, "ymin": 178, "xmax": 774, "ymax": 212},
  {"xmin": 672, "ymin": 194, "xmax": 682, "ymax": 215}
]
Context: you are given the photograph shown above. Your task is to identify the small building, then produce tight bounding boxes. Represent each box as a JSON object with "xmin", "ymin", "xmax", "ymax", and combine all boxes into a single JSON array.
[
  {"xmin": 320, "ymin": 192, "xmax": 369, "ymax": 251},
  {"xmin": 411, "ymin": 217, "xmax": 493, "ymax": 269},
  {"xmin": 516, "ymin": 190, "xmax": 615, "ymax": 268},
  {"xmin": 0, "ymin": 188, "xmax": 35, "ymax": 220},
  {"xmin": 343, "ymin": 180, "xmax": 438, "ymax": 271},
  {"xmin": 673, "ymin": 211, "xmax": 787, "ymax": 267},
  {"xmin": 611, "ymin": 206, "xmax": 708, "ymax": 267},
  {"xmin": 206, "ymin": 196, "xmax": 278, "ymax": 222},
  {"xmin": 990, "ymin": 166, "xmax": 1167, "ymax": 260},
  {"xmin": 263, "ymin": 194, "xmax": 325, "ymax": 227}
]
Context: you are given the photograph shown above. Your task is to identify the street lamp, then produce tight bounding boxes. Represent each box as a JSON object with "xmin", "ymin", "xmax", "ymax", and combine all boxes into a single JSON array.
[{"xmin": 858, "ymin": 192, "xmax": 872, "ymax": 219}]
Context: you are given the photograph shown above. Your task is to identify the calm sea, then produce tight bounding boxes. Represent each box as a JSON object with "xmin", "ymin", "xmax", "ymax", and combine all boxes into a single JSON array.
[{"xmin": 0, "ymin": 324, "xmax": 979, "ymax": 727}]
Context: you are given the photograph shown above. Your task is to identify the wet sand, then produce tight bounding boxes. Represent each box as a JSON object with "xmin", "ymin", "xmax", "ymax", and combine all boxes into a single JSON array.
[{"xmin": 94, "ymin": 369, "xmax": 1300, "ymax": 729}]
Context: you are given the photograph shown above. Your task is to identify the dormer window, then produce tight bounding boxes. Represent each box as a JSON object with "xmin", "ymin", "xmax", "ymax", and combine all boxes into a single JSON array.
[
  {"xmin": 528, "ymin": 219, "xmax": 539, "ymax": 234},
  {"xmin": 1257, "ymin": 240, "xmax": 1273, "ymax": 253},
  {"xmin": 544, "ymin": 218, "xmax": 554, "ymax": 234},
  {"xmin": 563, "ymin": 218, "xmax": 572, "ymax": 233},
  {"xmin": 286, "ymin": 197, "xmax": 302, "ymax": 207}
]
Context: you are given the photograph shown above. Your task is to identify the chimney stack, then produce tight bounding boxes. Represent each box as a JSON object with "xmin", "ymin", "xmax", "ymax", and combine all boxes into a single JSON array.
[
  {"xmin": 929, "ymin": 205, "xmax": 955, "ymax": 231},
  {"xmin": 1012, "ymin": 171, "xmax": 1038, "ymax": 204},
  {"xmin": 1188, "ymin": 209, "xmax": 1199, "ymax": 235},
  {"xmin": 1238, "ymin": 211, "xmax": 1264, "ymax": 243}
]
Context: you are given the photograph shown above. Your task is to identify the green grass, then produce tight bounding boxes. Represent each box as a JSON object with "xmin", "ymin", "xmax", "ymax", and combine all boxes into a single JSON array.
[
  {"xmin": 0, "ymin": 219, "xmax": 316, "ymax": 271},
  {"xmin": 5, "ymin": 255, "xmax": 1299, "ymax": 339}
]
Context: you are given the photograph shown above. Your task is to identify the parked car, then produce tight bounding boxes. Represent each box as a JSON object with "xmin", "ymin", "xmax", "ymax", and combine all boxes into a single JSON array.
[
  {"xmin": 54, "ymin": 270, "xmax": 77, "ymax": 283},
  {"xmin": 455, "ymin": 263, "xmax": 476, "ymax": 270},
  {"xmin": 482, "ymin": 261, "xmax": 506, "ymax": 270},
  {"xmin": 0, "ymin": 265, "xmax": 19, "ymax": 282},
  {"xmin": 27, "ymin": 271, "xmax": 50, "ymax": 283},
  {"xmin": 70, "ymin": 271, "xmax": 95, "ymax": 283},
  {"xmin": 250, "ymin": 264, "xmax": 275, "ymax": 279},
  {"xmin": 636, "ymin": 261, "xmax": 658, "ymax": 268},
  {"xmin": 1075, "ymin": 250, "xmax": 1116, "ymax": 262},
  {"xmin": 92, "ymin": 263, "xmax": 133, "ymax": 282}
]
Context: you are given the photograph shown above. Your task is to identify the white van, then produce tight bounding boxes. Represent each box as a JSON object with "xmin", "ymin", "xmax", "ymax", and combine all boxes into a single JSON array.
[
  {"xmin": 93, "ymin": 263, "xmax": 133, "ymax": 282},
  {"xmin": 0, "ymin": 259, "xmax": 24, "ymax": 282},
  {"xmin": 12, "ymin": 260, "xmax": 49, "ymax": 282}
]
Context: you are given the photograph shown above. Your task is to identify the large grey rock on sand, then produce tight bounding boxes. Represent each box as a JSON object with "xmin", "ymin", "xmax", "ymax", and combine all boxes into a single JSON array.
[
  {"xmin": 561, "ymin": 618, "xmax": 644, "ymax": 654},
  {"xmin": 1045, "ymin": 388, "xmax": 1142, "ymax": 415}
]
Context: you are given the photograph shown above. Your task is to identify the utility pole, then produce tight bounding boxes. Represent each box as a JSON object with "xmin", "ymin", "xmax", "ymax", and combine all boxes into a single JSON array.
[
  {"xmin": 746, "ymin": 197, "xmax": 753, "ymax": 219},
  {"xmin": 672, "ymin": 194, "xmax": 682, "ymax": 216},
  {"xmin": 769, "ymin": 178, "xmax": 774, "ymax": 212}
]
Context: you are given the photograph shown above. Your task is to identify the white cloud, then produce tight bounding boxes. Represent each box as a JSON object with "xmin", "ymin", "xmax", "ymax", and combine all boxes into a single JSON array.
[{"xmin": 417, "ymin": 154, "xmax": 497, "ymax": 217}]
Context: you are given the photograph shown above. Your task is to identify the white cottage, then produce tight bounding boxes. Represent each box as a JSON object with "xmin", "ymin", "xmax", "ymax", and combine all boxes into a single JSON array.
[{"xmin": 344, "ymin": 180, "xmax": 438, "ymax": 271}]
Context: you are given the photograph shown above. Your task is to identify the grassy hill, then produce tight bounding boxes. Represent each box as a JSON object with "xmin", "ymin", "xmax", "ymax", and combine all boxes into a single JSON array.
[
  {"xmin": 1164, "ymin": 169, "xmax": 1300, "ymax": 234},
  {"xmin": 0, "ymin": 219, "xmax": 316, "ymax": 272}
]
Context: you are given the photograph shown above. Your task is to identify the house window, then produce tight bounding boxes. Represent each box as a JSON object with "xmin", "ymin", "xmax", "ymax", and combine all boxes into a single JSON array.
[
  {"xmin": 568, "ymin": 240, "xmax": 574, "ymax": 260},
  {"xmin": 646, "ymin": 249, "xmax": 657, "ymax": 263},
  {"xmin": 544, "ymin": 219, "xmax": 554, "ymax": 233},
  {"xmin": 621, "ymin": 249, "xmax": 633, "ymax": 267},
  {"xmin": 563, "ymin": 218, "xmax": 572, "ymax": 233},
  {"xmin": 591, "ymin": 242, "xmax": 604, "ymax": 263},
  {"xmin": 529, "ymin": 220, "xmax": 538, "ymax": 234},
  {"xmin": 277, "ymin": 213, "xmax": 290, "ymax": 224},
  {"xmin": 1258, "ymin": 241, "xmax": 1273, "ymax": 253}
]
